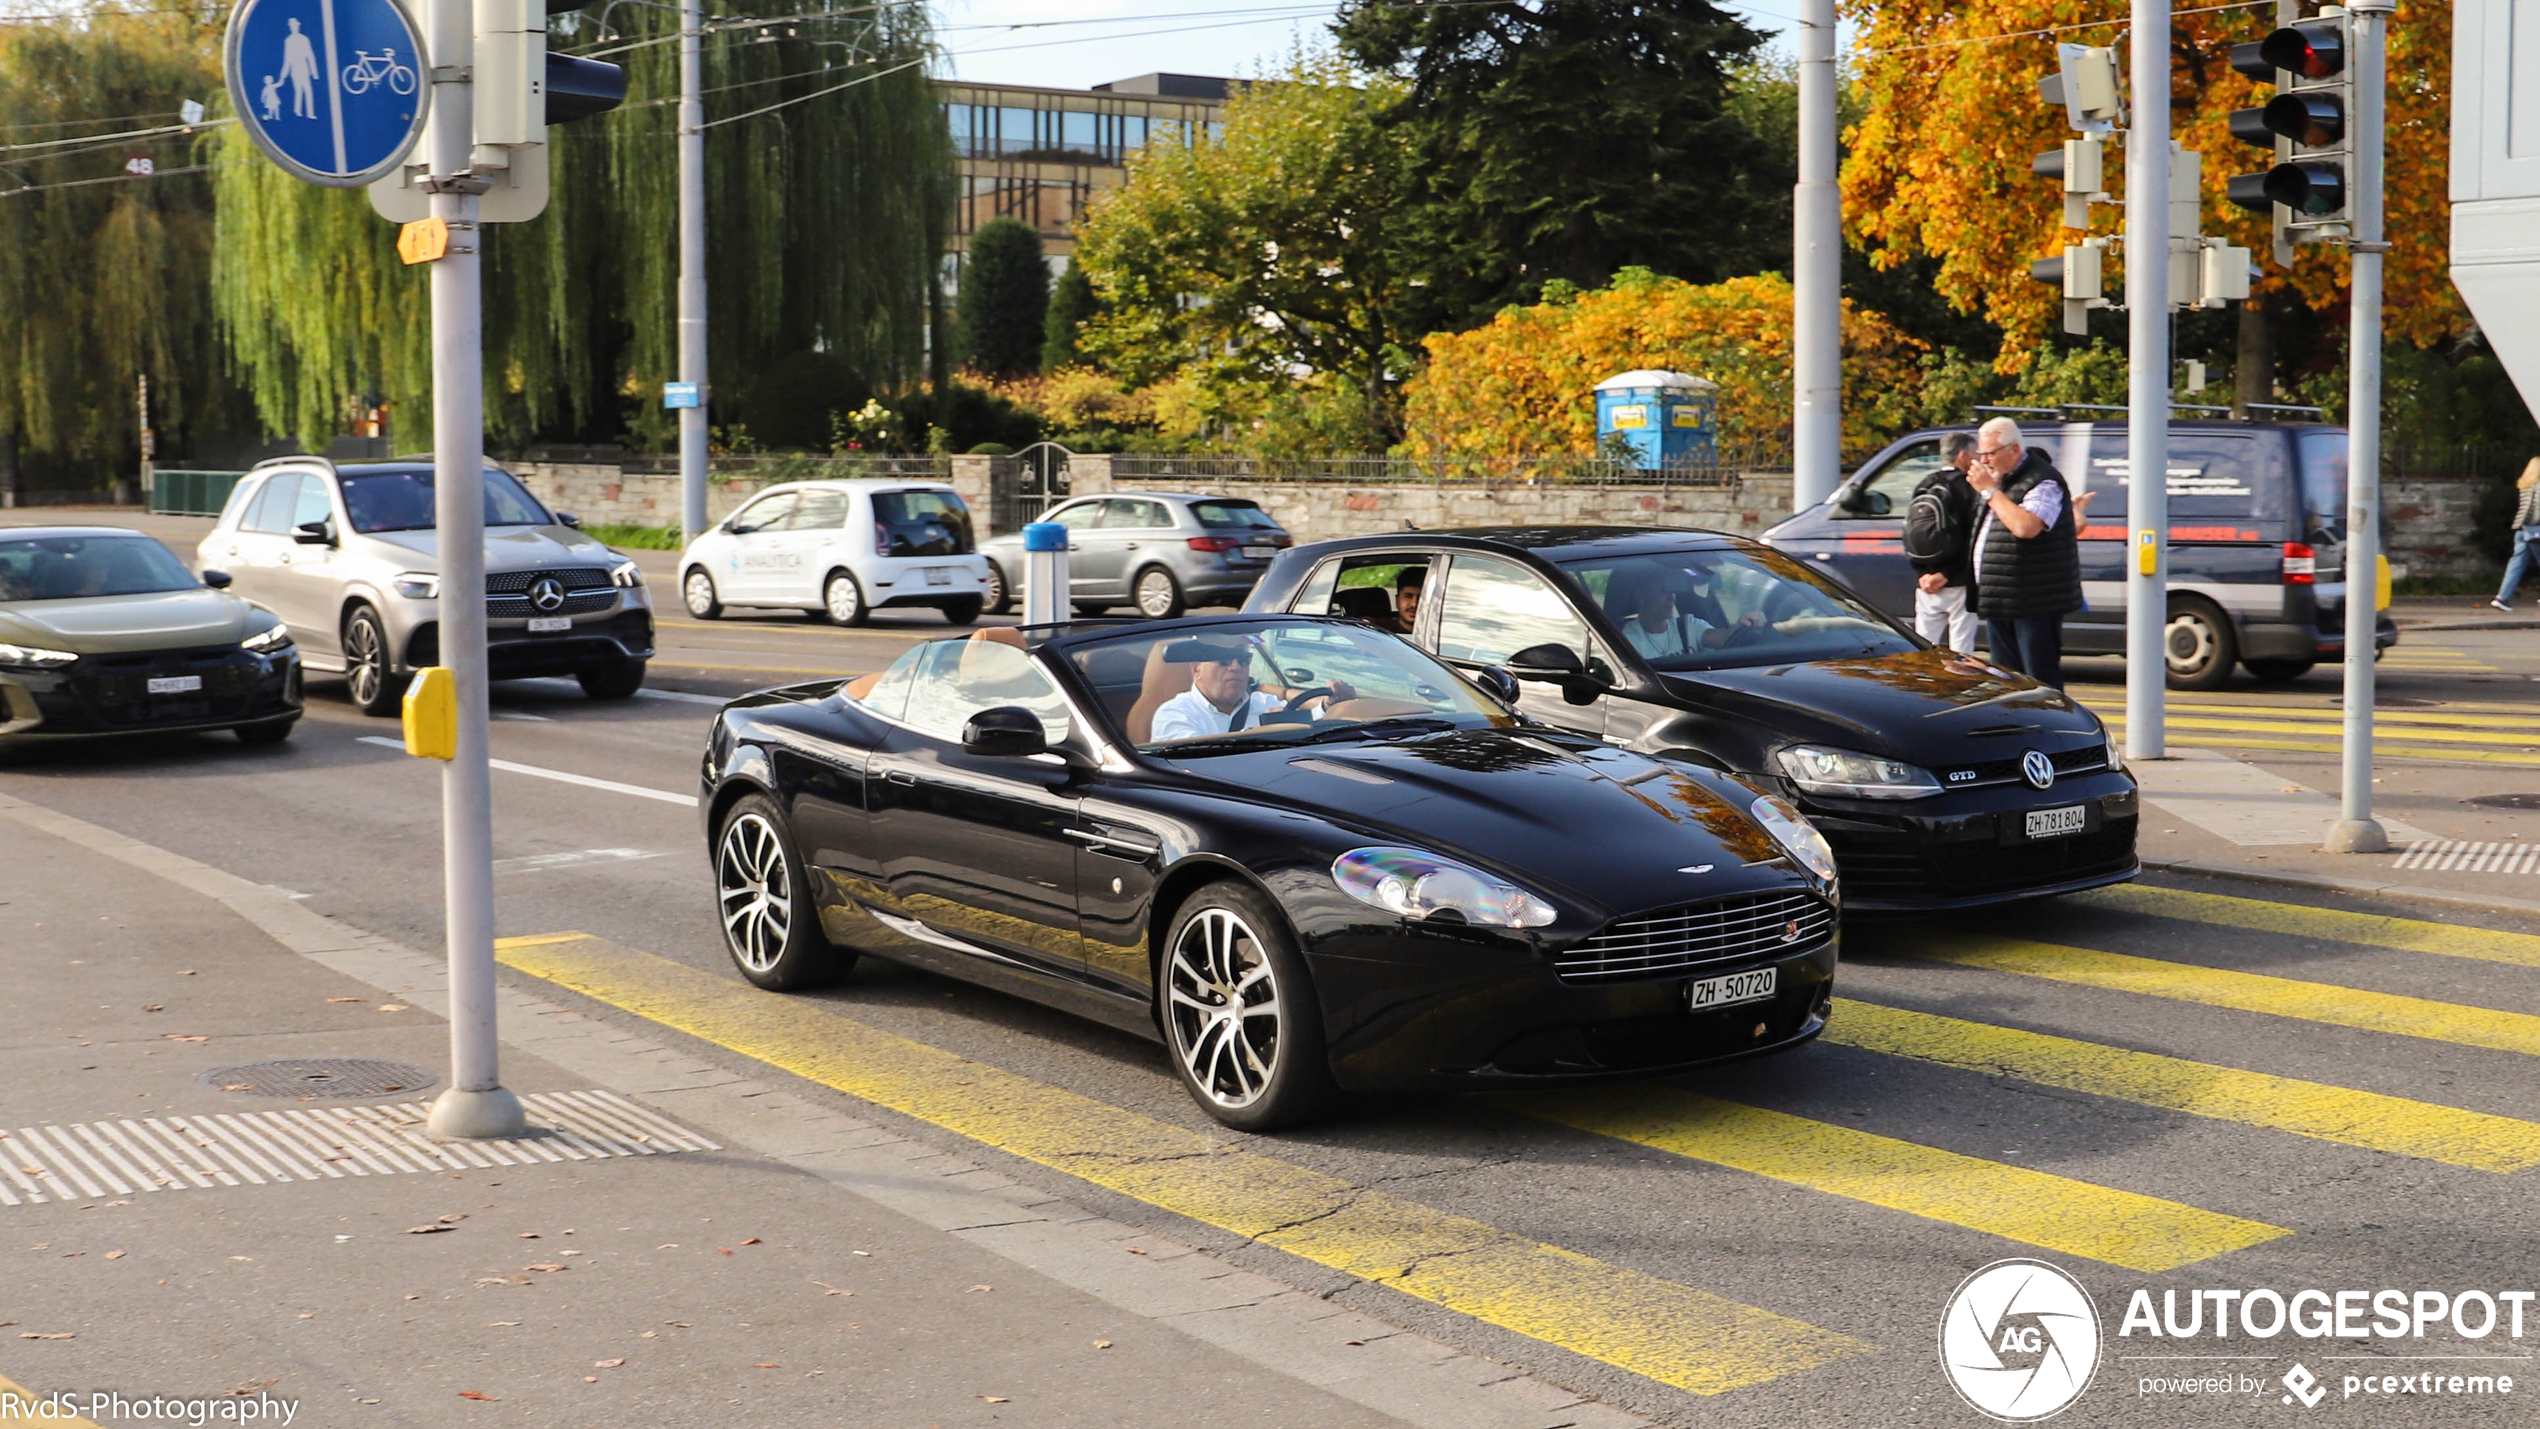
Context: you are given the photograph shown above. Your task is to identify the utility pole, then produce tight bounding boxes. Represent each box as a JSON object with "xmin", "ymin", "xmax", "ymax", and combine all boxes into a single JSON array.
[
  {"xmin": 2123, "ymin": 3, "xmax": 2170, "ymax": 762},
  {"xmin": 2327, "ymin": 0, "xmax": 2392, "ymax": 853},
  {"xmin": 1788, "ymin": 0, "xmax": 1840, "ymax": 512},
  {"xmin": 420, "ymin": 0, "xmax": 523, "ymax": 1140},
  {"xmin": 677, "ymin": 0, "xmax": 707, "ymax": 544}
]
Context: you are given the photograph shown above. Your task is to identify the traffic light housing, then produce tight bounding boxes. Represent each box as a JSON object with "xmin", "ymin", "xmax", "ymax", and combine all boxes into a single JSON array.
[
  {"xmin": 2029, "ymin": 237, "xmax": 2109, "ymax": 335},
  {"xmin": 476, "ymin": 0, "xmax": 626, "ymax": 154},
  {"xmin": 2037, "ymin": 43, "xmax": 2124, "ymax": 133},
  {"xmin": 2227, "ymin": 13, "xmax": 2351, "ymax": 253}
]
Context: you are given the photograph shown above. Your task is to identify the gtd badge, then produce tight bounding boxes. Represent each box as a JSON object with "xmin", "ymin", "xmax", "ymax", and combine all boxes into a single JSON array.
[
  {"xmin": 1939, "ymin": 1259, "xmax": 2101, "ymax": 1422},
  {"xmin": 2020, "ymin": 750, "xmax": 2055, "ymax": 791}
]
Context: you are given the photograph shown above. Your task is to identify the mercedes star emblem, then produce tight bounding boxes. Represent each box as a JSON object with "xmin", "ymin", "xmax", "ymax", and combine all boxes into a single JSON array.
[{"xmin": 529, "ymin": 577, "xmax": 567, "ymax": 613}]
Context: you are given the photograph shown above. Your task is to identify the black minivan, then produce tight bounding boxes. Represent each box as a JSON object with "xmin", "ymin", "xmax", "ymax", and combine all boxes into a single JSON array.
[{"xmin": 1763, "ymin": 419, "xmax": 2400, "ymax": 689}]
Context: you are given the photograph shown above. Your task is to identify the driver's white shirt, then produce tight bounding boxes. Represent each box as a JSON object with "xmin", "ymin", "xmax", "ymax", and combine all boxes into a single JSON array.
[{"xmin": 1150, "ymin": 687, "xmax": 1281, "ymax": 743}]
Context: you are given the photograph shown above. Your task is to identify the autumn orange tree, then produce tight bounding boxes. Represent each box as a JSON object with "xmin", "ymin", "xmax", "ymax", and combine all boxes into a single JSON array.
[
  {"xmin": 1400, "ymin": 269, "xmax": 1926, "ymax": 459},
  {"xmin": 1843, "ymin": 0, "xmax": 2458, "ymax": 368}
]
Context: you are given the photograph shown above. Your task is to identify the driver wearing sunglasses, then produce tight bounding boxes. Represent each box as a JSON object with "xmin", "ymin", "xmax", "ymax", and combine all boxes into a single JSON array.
[{"xmin": 1150, "ymin": 637, "xmax": 1355, "ymax": 742}]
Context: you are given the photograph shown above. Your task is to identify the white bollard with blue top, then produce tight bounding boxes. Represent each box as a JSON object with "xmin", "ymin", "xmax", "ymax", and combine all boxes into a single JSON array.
[{"xmin": 1021, "ymin": 521, "xmax": 1070, "ymax": 626}]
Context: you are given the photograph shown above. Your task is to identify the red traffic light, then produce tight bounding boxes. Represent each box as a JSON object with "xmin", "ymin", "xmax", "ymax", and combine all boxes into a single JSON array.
[{"xmin": 2257, "ymin": 19, "xmax": 2345, "ymax": 80}]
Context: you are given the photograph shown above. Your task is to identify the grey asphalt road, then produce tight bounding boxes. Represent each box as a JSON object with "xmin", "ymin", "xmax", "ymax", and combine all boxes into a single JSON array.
[{"xmin": 11, "ymin": 510, "xmax": 2540, "ymax": 1426}]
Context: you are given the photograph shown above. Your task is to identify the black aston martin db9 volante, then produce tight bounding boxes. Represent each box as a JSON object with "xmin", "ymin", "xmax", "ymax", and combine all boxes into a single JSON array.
[{"xmin": 699, "ymin": 614, "xmax": 1841, "ymax": 1128}]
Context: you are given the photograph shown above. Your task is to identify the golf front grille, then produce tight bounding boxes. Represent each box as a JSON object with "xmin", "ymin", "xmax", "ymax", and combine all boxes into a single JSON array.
[{"xmin": 1556, "ymin": 888, "xmax": 1833, "ymax": 985}]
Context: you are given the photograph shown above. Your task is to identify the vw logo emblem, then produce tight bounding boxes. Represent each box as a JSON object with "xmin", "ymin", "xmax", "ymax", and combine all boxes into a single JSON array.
[
  {"xmin": 529, "ymin": 577, "xmax": 567, "ymax": 613},
  {"xmin": 2020, "ymin": 750, "xmax": 2055, "ymax": 790}
]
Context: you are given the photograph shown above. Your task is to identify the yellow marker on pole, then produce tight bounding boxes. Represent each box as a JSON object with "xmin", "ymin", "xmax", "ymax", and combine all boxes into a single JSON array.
[
  {"xmin": 396, "ymin": 216, "xmax": 450, "ymax": 265},
  {"xmin": 403, "ymin": 665, "xmax": 458, "ymax": 760},
  {"xmin": 2376, "ymin": 552, "xmax": 2392, "ymax": 611},
  {"xmin": 2135, "ymin": 529, "xmax": 2158, "ymax": 577}
]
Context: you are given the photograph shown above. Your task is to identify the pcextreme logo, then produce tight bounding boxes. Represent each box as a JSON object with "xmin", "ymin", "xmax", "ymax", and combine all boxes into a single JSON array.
[{"xmin": 1940, "ymin": 1258, "xmax": 2104, "ymax": 1422}]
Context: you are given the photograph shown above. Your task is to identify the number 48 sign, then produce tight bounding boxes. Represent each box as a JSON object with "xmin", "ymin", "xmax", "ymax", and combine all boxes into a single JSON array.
[{"xmin": 224, "ymin": 0, "xmax": 428, "ymax": 186}]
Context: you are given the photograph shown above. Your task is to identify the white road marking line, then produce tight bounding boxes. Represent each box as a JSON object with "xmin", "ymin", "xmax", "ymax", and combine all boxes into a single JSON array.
[
  {"xmin": 491, "ymin": 710, "xmax": 555, "ymax": 722},
  {"xmin": 355, "ymin": 736, "xmax": 698, "ymax": 806},
  {"xmin": 492, "ymin": 847, "xmax": 671, "ymax": 875},
  {"xmin": 0, "ymin": 1094, "xmax": 718, "ymax": 1206},
  {"xmin": 505, "ymin": 676, "xmax": 725, "ymax": 706}
]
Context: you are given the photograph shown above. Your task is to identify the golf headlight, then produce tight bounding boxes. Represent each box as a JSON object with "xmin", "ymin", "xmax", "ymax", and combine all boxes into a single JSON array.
[
  {"xmin": 2103, "ymin": 724, "xmax": 2124, "ymax": 772},
  {"xmin": 1749, "ymin": 795, "xmax": 1838, "ymax": 883},
  {"xmin": 609, "ymin": 559, "xmax": 644, "ymax": 589},
  {"xmin": 1332, "ymin": 847, "xmax": 1557, "ymax": 928},
  {"xmin": 1776, "ymin": 744, "xmax": 1942, "ymax": 799},
  {"xmin": 392, "ymin": 572, "xmax": 439, "ymax": 600},
  {"xmin": 241, "ymin": 623, "xmax": 293, "ymax": 654},
  {"xmin": 0, "ymin": 642, "xmax": 77, "ymax": 669}
]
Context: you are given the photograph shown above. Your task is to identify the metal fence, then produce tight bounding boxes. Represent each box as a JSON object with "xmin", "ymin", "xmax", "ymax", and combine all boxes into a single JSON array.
[
  {"xmin": 1101, "ymin": 453, "xmax": 1781, "ymax": 487},
  {"xmin": 2384, "ymin": 444, "xmax": 2533, "ymax": 479},
  {"xmin": 610, "ymin": 453, "xmax": 954, "ymax": 480},
  {"xmin": 148, "ymin": 469, "xmax": 247, "ymax": 517}
]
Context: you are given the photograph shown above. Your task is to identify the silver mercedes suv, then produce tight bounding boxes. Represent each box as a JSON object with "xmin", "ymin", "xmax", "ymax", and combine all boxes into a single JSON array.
[{"xmin": 195, "ymin": 459, "xmax": 654, "ymax": 715}]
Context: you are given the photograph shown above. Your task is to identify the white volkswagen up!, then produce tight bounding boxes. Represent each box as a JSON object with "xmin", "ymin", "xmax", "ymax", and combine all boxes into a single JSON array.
[{"xmin": 675, "ymin": 480, "xmax": 993, "ymax": 626}]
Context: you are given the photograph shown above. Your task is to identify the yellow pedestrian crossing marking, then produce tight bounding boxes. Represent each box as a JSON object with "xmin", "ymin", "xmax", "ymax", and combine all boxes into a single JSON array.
[
  {"xmin": 2378, "ymin": 647, "xmax": 2498, "ymax": 671},
  {"xmin": 494, "ymin": 932, "xmax": 1871, "ymax": 1395},
  {"xmin": 1823, "ymin": 999, "xmax": 2540, "ymax": 1172},
  {"xmin": 2099, "ymin": 719, "xmax": 2540, "ymax": 768},
  {"xmin": 1900, "ymin": 930, "xmax": 2540, "ymax": 1059},
  {"xmin": 2080, "ymin": 884, "xmax": 2540, "ymax": 971},
  {"xmin": 2116, "ymin": 714, "xmax": 2540, "ymax": 749},
  {"xmin": 1508, "ymin": 1086, "xmax": 2287, "ymax": 1272}
]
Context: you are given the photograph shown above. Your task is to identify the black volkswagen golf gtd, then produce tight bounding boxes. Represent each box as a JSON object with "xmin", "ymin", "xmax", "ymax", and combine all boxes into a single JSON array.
[
  {"xmin": 1246, "ymin": 528, "xmax": 2138, "ymax": 912},
  {"xmin": 698, "ymin": 614, "xmax": 1842, "ymax": 1128}
]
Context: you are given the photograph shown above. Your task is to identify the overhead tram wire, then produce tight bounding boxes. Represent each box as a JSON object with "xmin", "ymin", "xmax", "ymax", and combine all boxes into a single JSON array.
[
  {"xmin": 1858, "ymin": 0, "xmax": 2274, "ymax": 57},
  {"xmin": 0, "ymin": 162, "xmax": 209, "ymax": 200}
]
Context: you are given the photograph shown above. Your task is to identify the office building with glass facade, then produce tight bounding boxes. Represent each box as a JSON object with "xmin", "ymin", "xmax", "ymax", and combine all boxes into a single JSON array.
[{"xmin": 940, "ymin": 73, "xmax": 1229, "ymax": 277}]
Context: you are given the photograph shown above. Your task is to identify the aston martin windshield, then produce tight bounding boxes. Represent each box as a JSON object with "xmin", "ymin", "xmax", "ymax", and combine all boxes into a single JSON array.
[
  {"xmin": 1561, "ymin": 546, "xmax": 1913, "ymax": 671},
  {"xmin": 1065, "ymin": 618, "xmax": 1515, "ymax": 754},
  {"xmin": 339, "ymin": 468, "xmax": 552, "ymax": 533},
  {"xmin": 0, "ymin": 535, "xmax": 199, "ymax": 601}
]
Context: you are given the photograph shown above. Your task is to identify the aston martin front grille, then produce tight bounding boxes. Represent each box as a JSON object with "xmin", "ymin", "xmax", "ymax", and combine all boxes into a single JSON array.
[{"xmin": 1556, "ymin": 889, "xmax": 1833, "ymax": 984}]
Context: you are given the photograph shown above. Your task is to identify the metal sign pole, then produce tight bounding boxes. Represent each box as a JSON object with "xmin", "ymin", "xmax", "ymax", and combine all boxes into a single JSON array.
[
  {"xmin": 421, "ymin": 0, "xmax": 522, "ymax": 1139},
  {"xmin": 2123, "ymin": 0, "xmax": 2170, "ymax": 761},
  {"xmin": 1788, "ymin": 0, "xmax": 1841, "ymax": 512},
  {"xmin": 2327, "ymin": 0, "xmax": 2392, "ymax": 853},
  {"xmin": 676, "ymin": 0, "xmax": 707, "ymax": 544}
]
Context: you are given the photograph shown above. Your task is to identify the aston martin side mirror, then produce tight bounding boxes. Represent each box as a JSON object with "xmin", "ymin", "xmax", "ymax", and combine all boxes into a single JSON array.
[
  {"xmin": 961, "ymin": 706, "xmax": 1049, "ymax": 758},
  {"xmin": 201, "ymin": 569, "xmax": 234, "ymax": 589}
]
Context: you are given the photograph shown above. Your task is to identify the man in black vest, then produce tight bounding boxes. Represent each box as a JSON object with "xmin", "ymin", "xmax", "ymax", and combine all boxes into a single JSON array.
[{"xmin": 1968, "ymin": 416, "xmax": 2081, "ymax": 689}]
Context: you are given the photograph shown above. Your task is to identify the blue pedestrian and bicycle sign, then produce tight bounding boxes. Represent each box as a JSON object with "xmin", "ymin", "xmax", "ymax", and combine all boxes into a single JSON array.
[{"xmin": 224, "ymin": 0, "xmax": 428, "ymax": 187}]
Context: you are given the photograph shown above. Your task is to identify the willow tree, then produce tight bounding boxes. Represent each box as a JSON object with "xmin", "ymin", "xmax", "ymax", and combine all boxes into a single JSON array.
[
  {"xmin": 212, "ymin": 0, "xmax": 952, "ymax": 451},
  {"xmin": 0, "ymin": 7, "xmax": 225, "ymax": 486}
]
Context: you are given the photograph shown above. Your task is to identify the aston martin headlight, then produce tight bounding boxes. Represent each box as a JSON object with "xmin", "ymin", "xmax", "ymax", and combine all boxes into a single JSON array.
[
  {"xmin": 0, "ymin": 642, "xmax": 77, "ymax": 669},
  {"xmin": 392, "ymin": 572, "xmax": 439, "ymax": 600},
  {"xmin": 609, "ymin": 559, "xmax": 644, "ymax": 589},
  {"xmin": 1331, "ymin": 847, "xmax": 1557, "ymax": 928},
  {"xmin": 1749, "ymin": 795, "xmax": 1838, "ymax": 883},
  {"xmin": 1775, "ymin": 744, "xmax": 1942, "ymax": 800},
  {"xmin": 240, "ymin": 623, "xmax": 293, "ymax": 654}
]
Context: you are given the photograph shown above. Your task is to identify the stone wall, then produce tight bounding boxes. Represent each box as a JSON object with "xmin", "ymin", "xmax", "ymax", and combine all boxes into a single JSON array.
[{"xmin": 514, "ymin": 456, "xmax": 2499, "ymax": 582}]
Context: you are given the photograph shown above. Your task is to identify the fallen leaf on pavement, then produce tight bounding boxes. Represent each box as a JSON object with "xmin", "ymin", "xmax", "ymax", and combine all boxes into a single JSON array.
[
  {"xmin": 221, "ymin": 1084, "xmax": 254, "ymax": 1091},
  {"xmin": 438, "ymin": 1214, "xmax": 466, "ymax": 1224},
  {"xmin": 141, "ymin": 1004, "xmax": 163, "ymax": 1012},
  {"xmin": 524, "ymin": 1263, "xmax": 567, "ymax": 1273},
  {"xmin": 716, "ymin": 1247, "xmax": 732, "ymax": 1256},
  {"xmin": 966, "ymin": 1284, "xmax": 991, "ymax": 1293},
  {"xmin": 19, "ymin": 1332, "xmax": 74, "ymax": 1340},
  {"xmin": 406, "ymin": 1225, "xmax": 455, "ymax": 1235},
  {"xmin": 1125, "ymin": 1246, "xmax": 1147, "ymax": 1255},
  {"xmin": 377, "ymin": 1004, "xmax": 409, "ymax": 1013},
  {"xmin": 740, "ymin": 1238, "xmax": 761, "ymax": 1246},
  {"xmin": 103, "ymin": 1250, "xmax": 124, "ymax": 1260},
  {"xmin": 517, "ymin": 1233, "xmax": 540, "ymax": 1239},
  {"xmin": 663, "ymin": 1321, "xmax": 689, "ymax": 1328},
  {"xmin": 592, "ymin": 1358, "xmax": 624, "ymax": 1369},
  {"xmin": 755, "ymin": 1362, "xmax": 778, "ymax": 1369},
  {"xmin": 326, "ymin": 997, "xmax": 363, "ymax": 1003},
  {"xmin": 582, "ymin": 1376, "xmax": 597, "ymax": 1383},
  {"xmin": 811, "ymin": 1281, "xmax": 850, "ymax": 1296},
  {"xmin": 162, "ymin": 1034, "xmax": 207, "ymax": 1042},
  {"xmin": 1093, "ymin": 1340, "xmax": 1112, "ymax": 1349},
  {"xmin": 457, "ymin": 1390, "xmax": 497, "ymax": 1401},
  {"xmin": 178, "ymin": 970, "xmax": 197, "ymax": 976},
  {"xmin": 850, "ymin": 1250, "xmax": 870, "ymax": 1256},
  {"xmin": 487, "ymin": 1321, "xmax": 520, "ymax": 1328},
  {"xmin": 979, "ymin": 1395, "xmax": 1008, "ymax": 1403}
]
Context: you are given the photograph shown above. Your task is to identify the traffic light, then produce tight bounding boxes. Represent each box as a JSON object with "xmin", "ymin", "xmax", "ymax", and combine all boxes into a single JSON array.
[
  {"xmin": 2037, "ymin": 42, "xmax": 2124, "ymax": 133},
  {"xmin": 2029, "ymin": 237, "xmax": 2108, "ymax": 336},
  {"xmin": 2227, "ymin": 13, "xmax": 2351, "ymax": 254},
  {"xmin": 476, "ymin": 0, "xmax": 626, "ymax": 154},
  {"xmin": 2033, "ymin": 136, "xmax": 2105, "ymax": 230}
]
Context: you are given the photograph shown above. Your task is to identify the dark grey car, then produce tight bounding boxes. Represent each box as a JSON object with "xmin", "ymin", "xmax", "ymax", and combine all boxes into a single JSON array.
[{"xmin": 977, "ymin": 492, "xmax": 1292, "ymax": 618}]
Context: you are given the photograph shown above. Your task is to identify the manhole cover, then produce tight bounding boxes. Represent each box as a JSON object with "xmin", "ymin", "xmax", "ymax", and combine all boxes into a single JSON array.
[
  {"xmin": 198, "ymin": 1059, "xmax": 437, "ymax": 1099},
  {"xmin": 2465, "ymin": 794, "xmax": 2540, "ymax": 810}
]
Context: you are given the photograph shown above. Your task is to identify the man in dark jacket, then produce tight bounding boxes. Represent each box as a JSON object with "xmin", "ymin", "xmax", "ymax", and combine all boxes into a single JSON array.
[
  {"xmin": 1969, "ymin": 416, "xmax": 2082, "ymax": 689},
  {"xmin": 1907, "ymin": 432, "xmax": 1982, "ymax": 653}
]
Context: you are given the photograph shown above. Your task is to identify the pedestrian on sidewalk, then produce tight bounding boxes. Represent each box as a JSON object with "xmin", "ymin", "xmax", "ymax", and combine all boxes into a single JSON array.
[
  {"xmin": 2491, "ymin": 457, "xmax": 2540, "ymax": 612},
  {"xmin": 1906, "ymin": 432, "xmax": 1982, "ymax": 653},
  {"xmin": 1968, "ymin": 415, "xmax": 2082, "ymax": 689}
]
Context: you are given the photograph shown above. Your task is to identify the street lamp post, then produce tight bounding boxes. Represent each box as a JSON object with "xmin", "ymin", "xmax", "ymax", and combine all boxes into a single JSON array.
[
  {"xmin": 2123, "ymin": 0, "xmax": 2170, "ymax": 762},
  {"xmin": 1789, "ymin": 0, "xmax": 1841, "ymax": 513},
  {"xmin": 677, "ymin": 0, "xmax": 707, "ymax": 544},
  {"xmin": 2326, "ymin": 0, "xmax": 2392, "ymax": 853}
]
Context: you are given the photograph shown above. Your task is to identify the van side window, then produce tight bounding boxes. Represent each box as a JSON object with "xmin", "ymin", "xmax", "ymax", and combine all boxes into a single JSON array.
[
  {"xmin": 2296, "ymin": 430, "xmax": 2348, "ymax": 541},
  {"xmin": 2085, "ymin": 433, "xmax": 2285, "ymax": 531},
  {"xmin": 1841, "ymin": 440, "xmax": 1945, "ymax": 518}
]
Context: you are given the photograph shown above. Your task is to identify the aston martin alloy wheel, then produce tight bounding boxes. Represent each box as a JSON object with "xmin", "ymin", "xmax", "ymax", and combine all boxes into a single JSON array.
[
  {"xmin": 715, "ymin": 796, "xmax": 849, "ymax": 990},
  {"xmin": 1160, "ymin": 882, "xmax": 1331, "ymax": 1129},
  {"xmin": 342, "ymin": 606, "xmax": 401, "ymax": 716}
]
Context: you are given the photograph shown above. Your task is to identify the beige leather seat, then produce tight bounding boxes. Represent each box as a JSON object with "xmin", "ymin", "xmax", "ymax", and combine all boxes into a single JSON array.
[{"xmin": 1125, "ymin": 641, "xmax": 1192, "ymax": 744}]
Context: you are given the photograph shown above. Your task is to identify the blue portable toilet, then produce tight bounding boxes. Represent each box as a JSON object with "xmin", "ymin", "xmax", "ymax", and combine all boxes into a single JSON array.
[{"xmin": 1593, "ymin": 369, "xmax": 1719, "ymax": 469}]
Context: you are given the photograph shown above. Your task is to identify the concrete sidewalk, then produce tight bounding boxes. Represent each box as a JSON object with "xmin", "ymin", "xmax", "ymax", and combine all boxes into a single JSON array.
[{"xmin": 0, "ymin": 797, "xmax": 1623, "ymax": 1429}]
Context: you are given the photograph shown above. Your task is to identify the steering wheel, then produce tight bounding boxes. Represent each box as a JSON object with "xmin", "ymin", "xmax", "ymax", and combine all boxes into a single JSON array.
[{"xmin": 1274, "ymin": 685, "xmax": 1339, "ymax": 718}]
